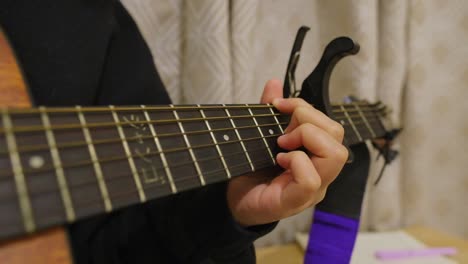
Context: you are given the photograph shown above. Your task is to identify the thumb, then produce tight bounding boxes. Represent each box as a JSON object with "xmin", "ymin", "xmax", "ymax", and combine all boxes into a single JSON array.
[
  {"xmin": 260, "ymin": 79, "xmax": 283, "ymax": 103},
  {"xmin": 276, "ymin": 151, "xmax": 321, "ymax": 209}
]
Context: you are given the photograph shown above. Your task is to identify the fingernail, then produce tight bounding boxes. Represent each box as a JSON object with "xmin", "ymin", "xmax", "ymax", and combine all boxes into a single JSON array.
[{"xmin": 277, "ymin": 134, "xmax": 286, "ymax": 143}]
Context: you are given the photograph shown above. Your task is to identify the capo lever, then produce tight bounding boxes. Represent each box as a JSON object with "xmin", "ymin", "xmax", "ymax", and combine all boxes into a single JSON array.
[{"xmin": 373, "ymin": 128, "xmax": 402, "ymax": 185}]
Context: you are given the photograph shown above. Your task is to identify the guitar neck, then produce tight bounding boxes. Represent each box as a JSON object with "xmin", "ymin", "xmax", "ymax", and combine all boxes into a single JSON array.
[{"xmin": 0, "ymin": 102, "xmax": 386, "ymax": 240}]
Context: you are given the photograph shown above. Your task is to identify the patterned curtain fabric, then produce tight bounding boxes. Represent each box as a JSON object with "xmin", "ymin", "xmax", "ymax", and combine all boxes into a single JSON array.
[{"xmin": 122, "ymin": 0, "xmax": 468, "ymax": 246}]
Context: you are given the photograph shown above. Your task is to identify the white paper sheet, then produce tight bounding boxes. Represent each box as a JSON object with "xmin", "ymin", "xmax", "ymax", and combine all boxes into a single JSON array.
[{"xmin": 295, "ymin": 231, "xmax": 457, "ymax": 264}]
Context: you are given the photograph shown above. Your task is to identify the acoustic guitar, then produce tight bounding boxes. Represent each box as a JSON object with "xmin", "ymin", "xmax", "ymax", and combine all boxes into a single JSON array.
[{"xmin": 0, "ymin": 26, "xmax": 390, "ymax": 263}]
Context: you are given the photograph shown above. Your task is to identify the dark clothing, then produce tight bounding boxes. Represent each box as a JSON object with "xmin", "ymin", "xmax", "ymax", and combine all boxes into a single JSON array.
[{"xmin": 0, "ymin": 1, "xmax": 274, "ymax": 263}]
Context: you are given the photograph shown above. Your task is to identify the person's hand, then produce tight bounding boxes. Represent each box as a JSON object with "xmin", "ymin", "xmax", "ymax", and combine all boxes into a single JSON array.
[{"xmin": 226, "ymin": 79, "xmax": 348, "ymax": 227}]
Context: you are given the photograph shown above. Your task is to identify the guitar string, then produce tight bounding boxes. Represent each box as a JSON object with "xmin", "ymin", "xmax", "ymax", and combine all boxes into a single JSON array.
[
  {"xmin": 13, "ymin": 145, "xmax": 276, "ymax": 199},
  {"xmin": 1, "ymin": 113, "xmax": 387, "ymax": 224},
  {"xmin": 331, "ymin": 103, "xmax": 386, "ymax": 110},
  {"xmin": 0, "ymin": 109, "xmax": 385, "ymax": 196},
  {"xmin": 0, "ymin": 113, "xmax": 383, "ymax": 179},
  {"xmin": 0, "ymin": 156, "xmax": 276, "ymax": 225},
  {"xmin": 2, "ymin": 101, "xmax": 379, "ymax": 115},
  {"xmin": 0, "ymin": 108, "xmax": 384, "ymax": 185},
  {"xmin": 0, "ymin": 121, "xmax": 289, "ymax": 155},
  {"xmin": 0, "ymin": 116, "xmax": 384, "ymax": 204},
  {"xmin": 0, "ymin": 144, "xmax": 276, "ymax": 206},
  {"xmin": 0, "ymin": 131, "xmax": 284, "ymax": 179},
  {"xmin": 0, "ymin": 111, "xmax": 383, "ymax": 156},
  {"xmin": 0, "ymin": 113, "xmax": 283, "ymax": 134},
  {"xmin": 0, "ymin": 116, "xmax": 382, "ymax": 192},
  {"xmin": 3, "ymin": 110, "xmax": 386, "ymax": 205},
  {"xmin": 4, "ymin": 104, "xmax": 278, "ymax": 114},
  {"xmin": 0, "ymin": 107, "xmax": 386, "ymax": 225},
  {"xmin": 0, "ymin": 105, "xmax": 386, "ymax": 134},
  {"xmin": 0, "ymin": 148, "xmax": 276, "ymax": 222}
]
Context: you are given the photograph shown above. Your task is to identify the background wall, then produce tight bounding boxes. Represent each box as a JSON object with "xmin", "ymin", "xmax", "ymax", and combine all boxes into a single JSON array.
[{"xmin": 122, "ymin": 0, "xmax": 468, "ymax": 245}]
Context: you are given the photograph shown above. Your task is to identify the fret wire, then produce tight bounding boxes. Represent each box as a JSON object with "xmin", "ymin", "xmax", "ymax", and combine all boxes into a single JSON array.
[
  {"xmin": 0, "ymin": 121, "xmax": 289, "ymax": 155},
  {"xmin": 340, "ymin": 105, "xmax": 362, "ymax": 142},
  {"xmin": 0, "ymin": 105, "xmax": 384, "ymax": 136},
  {"xmin": 331, "ymin": 101, "xmax": 383, "ymax": 108},
  {"xmin": 333, "ymin": 111, "xmax": 382, "ymax": 120},
  {"xmin": 224, "ymin": 105, "xmax": 255, "ymax": 171},
  {"xmin": 171, "ymin": 105, "xmax": 206, "ymax": 186},
  {"xmin": 334, "ymin": 114, "xmax": 381, "ymax": 125},
  {"xmin": 332, "ymin": 108, "xmax": 386, "ymax": 116},
  {"xmin": 343, "ymin": 110, "xmax": 381, "ymax": 116},
  {"xmin": 110, "ymin": 106, "xmax": 146, "ymax": 202},
  {"xmin": 332, "ymin": 105, "xmax": 380, "ymax": 111},
  {"xmin": 0, "ymin": 130, "xmax": 284, "ymax": 179},
  {"xmin": 1, "ymin": 143, "xmax": 277, "ymax": 201},
  {"xmin": 198, "ymin": 104, "xmax": 231, "ymax": 179},
  {"xmin": 334, "ymin": 113, "xmax": 380, "ymax": 119},
  {"xmin": 332, "ymin": 101, "xmax": 378, "ymax": 106},
  {"xmin": 1, "ymin": 109, "xmax": 36, "ymax": 233},
  {"xmin": 0, "ymin": 112, "xmax": 283, "ymax": 134},
  {"xmin": 76, "ymin": 106, "xmax": 112, "ymax": 212},
  {"xmin": 246, "ymin": 104, "xmax": 275, "ymax": 164},
  {"xmin": 336, "ymin": 117, "xmax": 382, "ymax": 131},
  {"xmin": 268, "ymin": 103, "xmax": 285, "ymax": 134},
  {"xmin": 368, "ymin": 104, "xmax": 388, "ymax": 135},
  {"xmin": 351, "ymin": 103, "xmax": 375, "ymax": 139},
  {"xmin": 0, "ymin": 134, "xmax": 281, "ymax": 194},
  {"xmin": 335, "ymin": 116, "xmax": 384, "ymax": 137},
  {"xmin": 335, "ymin": 117, "xmax": 380, "ymax": 126},
  {"xmin": 142, "ymin": 105, "xmax": 177, "ymax": 193},
  {"xmin": 39, "ymin": 107, "xmax": 75, "ymax": 222},
  {"xmin": 0, "ymin": 148, "xmax": 275, "ymax": 219}
]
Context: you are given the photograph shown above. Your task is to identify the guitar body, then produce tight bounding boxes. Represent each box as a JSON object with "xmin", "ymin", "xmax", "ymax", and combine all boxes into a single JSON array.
[
  {"xmin": 0, "ymin": 228, "xmax": 72, "ymax": 264},
  {"xmin": 0, "ymin": 27, "xmax": 73, "ymax": 264}
]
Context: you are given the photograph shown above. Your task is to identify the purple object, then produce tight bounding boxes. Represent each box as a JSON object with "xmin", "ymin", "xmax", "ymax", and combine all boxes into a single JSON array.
[
  {"xmin": 304, "ymin": 210, "xmax": 360, "ymax": 264},
  {"xmin": 375, "ymin": 247, "xmax": 457, "ymax": 260}
]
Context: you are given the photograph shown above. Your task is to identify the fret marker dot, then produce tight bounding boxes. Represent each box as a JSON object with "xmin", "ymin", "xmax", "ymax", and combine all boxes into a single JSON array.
[
  {"xmin": 269, "ymin": 129, "xmax": 274, "ymax": 135},
  {"xmin": 29, "ymin": 156, "xmax": 44, "ymax": 169},
  {"xmin": 223, "ymin": 134, "xmax": 229, "ymax": 141},
  {"xmin": 340, "ymin": 120, "xmax": 346, "ymax": 125}
]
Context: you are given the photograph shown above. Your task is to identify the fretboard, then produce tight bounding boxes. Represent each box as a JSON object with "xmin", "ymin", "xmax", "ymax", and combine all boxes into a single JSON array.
[{"xmin": 0, "ymin": 102, "xmax": 386, "ymax": 240}]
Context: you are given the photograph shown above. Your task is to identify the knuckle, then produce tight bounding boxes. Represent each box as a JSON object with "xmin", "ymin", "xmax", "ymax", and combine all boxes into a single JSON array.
[
  {"xmin": 293, "ymin": 106, "xmax": 309, "ymax": 118},
  {"xmin": 292, "ymin": 98, "xmax": 308, "ymax": 106},
  {"xmin": 334, "ymin": 145, "xmax": 349, "ymax": 163},
  {"xmin": 298, "ymin": 122, "xmax": 316, "ymax": 133},
  {"xmin": 291, "ymin": 150, "xmax": 308, "ymax": 161},
  {"xmin": 306, "ymin": 178, "xmax": 321, "ymax": 193},
  {"xmin": 330, "ymin": 122, "xmax": 345, "ymax": 139}
]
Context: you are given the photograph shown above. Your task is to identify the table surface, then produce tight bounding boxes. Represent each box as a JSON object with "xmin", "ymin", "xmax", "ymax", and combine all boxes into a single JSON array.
[{"xmin": 256, "ymin": 226, "xmax": 468, "ymax": 264}]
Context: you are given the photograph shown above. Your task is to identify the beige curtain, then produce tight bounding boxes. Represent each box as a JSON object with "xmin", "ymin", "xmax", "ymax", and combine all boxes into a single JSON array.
[{"xmin": 122, "ymin": 0, "xmax": 468, "ymax": 246}]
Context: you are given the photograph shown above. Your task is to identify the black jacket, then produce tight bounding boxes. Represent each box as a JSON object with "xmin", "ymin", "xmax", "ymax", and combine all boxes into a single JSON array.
[{"xmin": 0, "ymin": 1, "xmax": 274, "ymax": 263}]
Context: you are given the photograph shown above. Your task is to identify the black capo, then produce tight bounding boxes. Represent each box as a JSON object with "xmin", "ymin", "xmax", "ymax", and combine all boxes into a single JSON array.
[{"xmin": 283, "ymin": 26, "xmax": 400, "ymax": 185}]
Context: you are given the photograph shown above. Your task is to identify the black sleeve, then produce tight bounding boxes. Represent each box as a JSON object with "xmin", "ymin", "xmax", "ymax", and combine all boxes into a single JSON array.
[
  {"xmin": 0, "ymin": 1, "xmax": 275, "ymax": 263},
  {"xmin": 71, "ymin": 4, "xmax": 277, "ymax": 263}
]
